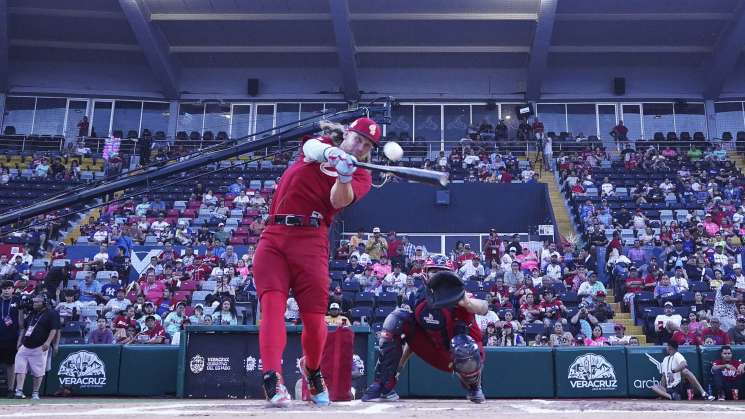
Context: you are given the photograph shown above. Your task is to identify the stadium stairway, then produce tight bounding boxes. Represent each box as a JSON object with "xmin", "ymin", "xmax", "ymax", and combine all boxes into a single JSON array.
[
  {"xmin": 605, "ymin": 290, "xmax": 647, "ymax": 344},
  {"xmin": 728, "ymin": 151, "xmax": 745, "ymax": 174},
  {"xmin": 522, "ymin": 152, "xmax": 574, "ymax": 241},
  {"xmin": 62, "ymin": 200, "xmax": 102, "ymax": 245}
]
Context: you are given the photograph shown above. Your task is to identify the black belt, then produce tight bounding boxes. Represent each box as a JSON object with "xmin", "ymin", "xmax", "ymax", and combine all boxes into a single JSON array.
[{"xmin": 268, "ymin": 214, "xmax": 321, "ymax": 228}]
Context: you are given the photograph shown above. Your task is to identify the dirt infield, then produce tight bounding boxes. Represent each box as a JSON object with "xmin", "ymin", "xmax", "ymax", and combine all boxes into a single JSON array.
[{"xmin": 1, "ymin": 398, "xmax": 744, "ymax": 419}]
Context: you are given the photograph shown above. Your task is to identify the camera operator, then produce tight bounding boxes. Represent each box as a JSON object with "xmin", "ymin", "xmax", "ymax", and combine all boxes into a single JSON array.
[
  {"xmin": 571, "ymin": 303, "xmax": 599, "ymax": 338},
  {"xmin": 1, "ymin": 280, "xmax": 21, "ymax": 397},
  {"xmin": 13, "ymin": 294, "xmax": 60, "ymax": 400}
]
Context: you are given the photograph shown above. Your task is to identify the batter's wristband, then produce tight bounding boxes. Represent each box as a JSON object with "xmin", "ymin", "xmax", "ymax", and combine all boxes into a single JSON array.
[{"xmin": 338, "ymin": 174, "xmax": 353, "ymax": 183}]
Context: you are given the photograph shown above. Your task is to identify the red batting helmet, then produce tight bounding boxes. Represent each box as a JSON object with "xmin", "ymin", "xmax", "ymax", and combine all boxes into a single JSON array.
[
  {"xmin": 424, "ymin": 254, "xmax": 455, "ymax": 271},
  {"xmin": 348, "ymin": 117, "xmax": 381, "ymax": 144}
]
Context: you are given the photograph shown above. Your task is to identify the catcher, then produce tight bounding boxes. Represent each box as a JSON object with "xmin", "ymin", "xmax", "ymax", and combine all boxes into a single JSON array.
[{"xmin": 362, "ymin": 255, "xmax": 488, "ymax": 403}]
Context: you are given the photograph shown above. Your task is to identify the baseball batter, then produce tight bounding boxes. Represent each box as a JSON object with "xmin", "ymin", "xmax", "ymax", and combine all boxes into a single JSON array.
[
  {"xmin": 253, "ymin": 117, "xmax": 381, "ymax": 407},
  {"xmin": 362, "ymin": 255, "xmax": 489, "ymax": 403}
]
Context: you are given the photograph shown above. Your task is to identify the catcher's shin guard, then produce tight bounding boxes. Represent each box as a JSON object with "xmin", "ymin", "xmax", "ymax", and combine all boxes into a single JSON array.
[
  {"xmin": 450, "ymin": 334, "xmax": 484, "ymax": 403},
  {"xmin": 372, "ymin": 309, "xmax": 411, "ymax": 391}
]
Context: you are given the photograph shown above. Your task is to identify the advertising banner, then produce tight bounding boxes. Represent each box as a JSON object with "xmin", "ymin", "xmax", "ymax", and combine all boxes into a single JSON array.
[{"xmin": 554, "ymin": 347, "xmax": 628, "ymax": 398}]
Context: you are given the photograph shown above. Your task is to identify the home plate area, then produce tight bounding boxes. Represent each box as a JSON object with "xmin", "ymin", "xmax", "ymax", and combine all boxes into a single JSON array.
[{"xmin": 1, "ymin": 399, "xmax": 745, "ymax": 419}]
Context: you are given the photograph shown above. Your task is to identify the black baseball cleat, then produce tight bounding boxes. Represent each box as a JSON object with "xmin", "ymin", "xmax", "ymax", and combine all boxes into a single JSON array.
[
  {"xmin": 467, "ymin": 386, "xmax": 485, "ymax": 404},
  {"xmin": 262, "ymin": 370, "xmax": 291, "ymax": 408},
  {"xmin": 361, "ymin": 382, "xmax": 400, "ymax": 402}
]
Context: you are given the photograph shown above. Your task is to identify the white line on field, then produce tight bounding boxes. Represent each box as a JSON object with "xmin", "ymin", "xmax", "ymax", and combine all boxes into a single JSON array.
[{"xmin": 0, "ymin": 402, "xmax": 392, "ymax": 417}]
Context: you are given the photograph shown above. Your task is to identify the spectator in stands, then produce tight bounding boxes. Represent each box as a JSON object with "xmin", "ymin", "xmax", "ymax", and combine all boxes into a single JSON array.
[
  {"xmin": 592, "ymin": 291, "xmax": 614, "ymax": 322},
  {"xmin": 213, "ymin": 299, "xmax": 238, "ymax": 325},
  {"xmin": 714, "ymin": 276, "xmax": 740, "ymax": 330},
  {"xmin": 670, "ymin": 267, "xmax": 690, "ymax": 291},
  {"xmin": 100, "ymin": 273, "xmax": 121, "ymax": 303},
  {"xmin": 164, "ymin": 302, "xmax": 186, "ymax": 337},
  {"xmin": 135, "ymin": 197, "xmax": 151, "ymax": 217},
  {"xmin": 711, "ymin": 345, "xmax": 745, "ymax": 400},
  {"xmin": 76, "ymin": 272, "xmax": 102, "ymax": 304},
  {"xmin": 104, "ymin": 288, "xmax": 129, "ymax": 319},
  {"xmin": 654, "ymin": 274, "xmax": 680, "ymax": 303},
  {"xmin": 324, "ymin": 302, "xmax": 350, "ymax": 327},
  {"xmin": 503, "ymin": 261, "xmax": 524, "ymax": 288},
  {"xmin": 570, "ymin": 303, "xmax": 599, "ymax": 339},
  {"xmin": 475, "ymin": 306, "xmax": 499, "ymax": 332},
  {"xmin": 499, "ymin": 323, "xmax": 525, "ymax": 346},
  {"xmin": 228, "ymin": 177, "xmax": 246, "ymax": 195},
  {"xmin": 137, "ymin": 302, "xmax": 161, "ymax": 329},
  {"xmin": 383, "ymin": 264, "xmax": 407, "ymax": 291},
  {"xmin": 372, "ymin": 256, "xmax": 392, "ymax": 279},
  {"xmin": 138, "ymin": 315, "xmax": 166, "ymax": 344},
  {"xmin": 608, "ymin": 324, "xmax": 630, "ymax": 345},
  {"xmin": 87, "ymin": 317, "xmax": 114, "ymax": 344},
  {"xmin": 538, "ymin": 290, "xmax": 568, "ymax": 328},
  {"xmin": 702, "ymin": 317, "xmax": 731, "ymax": 345},
  {"xmin": 458, "ymin": 256, "xmax": 485, "ymax": 281},
  {"xmin": 549, "ymin": 322, "xmax": 574, "ymax": 347},
  {"xmin": 655, "ymin": 302, "xmax": 682, "ymax": 344},
  {"xmin": 222, "ymin": 245, "xmax": 239, "ymax": 265},
  {"xmin": 577, "ymin": 272, "xmax": 605, "ymax": 306},
  {"xmin": 365, "ymin": 227, "xmax": 388, "ymax": 261},
  {"xmin": 203, "ymin": 189, "xmax": 218, "ymax": 206},
  {"xmin": 728, "ymin": 315, "xmax": 745, "ymax": 344},
  {"xmin": 610, "ymin": 121, "xmax": 628, "ymax": 142},
  {"xmin": 56, "ymin": 289, "xmax": 81, "ymax": 325},
  {"xmin": 584, "ymin": 325, "xmax": 609, "ymax": 346},
  {"xmin": 671, "ymin": 319, "xmax": 701, "ymax": 346},
  {"xmin": 651, "ymin": 340, "xmax": 714, "ymax": 401}
]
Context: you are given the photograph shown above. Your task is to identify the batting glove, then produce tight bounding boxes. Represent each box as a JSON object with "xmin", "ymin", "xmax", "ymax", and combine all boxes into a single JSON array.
[
  {"xmin": 324, "ymin": 147, "xmax": 348, "ymax": 165},
  {"xmin": 334, "ymin": 154, "xmax": 358, "ymax": 183}
]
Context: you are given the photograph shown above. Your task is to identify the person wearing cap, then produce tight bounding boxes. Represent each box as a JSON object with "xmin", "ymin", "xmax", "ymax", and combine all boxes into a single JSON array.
[
  {"xmin": 253, "ymin": 116, "xmax": 380, "ymax": 407},
  {"xmin": 702, "ymin": 317, "xmax": 732, "ymax": 345},
  {"xmin": 323, "ymin": 302, "xmax": 350, "ymax": 327},
  {"xmin": 655, "ymin": 302, "xmax": 683, "ymax": 344},
  {"xmin": 591, "ymin": 291, "xmax": 614, "ymax": 322},
  {"xmin": 608, "ymin": 323, "xmax": 631, "ymax": 345},
  {"xmin": 189, "ymin": 304, "xmax": 205, "ymax": 325},
  {"xmin": 456, "ymin": 243, "xmax": 477, "ymax": 267},
  {"xmin": 228, "ymin": 176, "xmax": 246, "ymax": 195},
  {"xmin": 365, "ymin": 227, "xmax": 388, "ymax": 262},
  {"xmin": 578, "ymin": 272, "xmax": 605, "ymax": 305},
  {"xmin": 138, "ymin": 315, "xmax": 166, "ymax": 344},
  {"xmin": 730, "ymin": 316, "xmax": 745, "ymax": 345}
]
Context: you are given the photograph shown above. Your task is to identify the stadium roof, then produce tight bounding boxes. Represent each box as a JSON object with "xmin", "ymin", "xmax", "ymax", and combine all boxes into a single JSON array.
[{"xmin": 4, "ymin": 0, "xmax": 745, "ymax": 99}]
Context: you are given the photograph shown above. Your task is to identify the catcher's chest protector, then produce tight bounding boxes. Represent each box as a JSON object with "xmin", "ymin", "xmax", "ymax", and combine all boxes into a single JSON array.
[
  {"xmin": 301, "ymin": 327, "xmax": 355, "ymax": 402},
  {"xmin": 414, "ymin": 302, "xmax": 456, "ymax": 352}
]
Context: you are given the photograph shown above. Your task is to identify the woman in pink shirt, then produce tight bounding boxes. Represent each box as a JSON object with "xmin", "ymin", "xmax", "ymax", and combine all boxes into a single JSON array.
[
  {"xmin": 516, "ymin": 247, "xmax": 539, "ymax": 272},
  {"xmin": 703, "ymin": 214, "xmax": 720, "ymax": 237},
  {"xmin": 584, "ymin": 325, "xmax": 610, "ymax": 346}
]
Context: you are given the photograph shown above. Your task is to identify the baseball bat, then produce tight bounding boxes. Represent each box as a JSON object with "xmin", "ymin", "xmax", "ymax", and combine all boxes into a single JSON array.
[{"xmin": 355, "ymin": 161, "xmax": 449, "ymax": 187}]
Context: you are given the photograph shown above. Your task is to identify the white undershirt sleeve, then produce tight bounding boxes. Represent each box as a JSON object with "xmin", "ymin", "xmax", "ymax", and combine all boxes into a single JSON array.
[{"xmin": 302, "ymin": 138, "xmax": 332, "ymax": 163}]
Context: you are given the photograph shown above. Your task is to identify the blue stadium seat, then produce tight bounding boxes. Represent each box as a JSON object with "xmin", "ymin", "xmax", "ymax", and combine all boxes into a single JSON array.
[
  {"xmin": 354, "ymin": 292, "xmax": 375, "ymax": 308},
  {"xmin": 350, "ymin": 307, "xmax": 373, "ymax": 322}
]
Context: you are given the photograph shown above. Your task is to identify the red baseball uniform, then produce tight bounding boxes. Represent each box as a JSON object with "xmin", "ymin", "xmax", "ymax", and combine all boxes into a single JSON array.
[
  {"xmin": 253, "ymin": 135, "xmax": 372, "ymax": 314},
  {"xmin": 253, "ymin": 132, "xmax": 373, "ymax": 377},
  {"xmin": 404, "ymin": 301, "xmax": 484, "ymax": 372}
]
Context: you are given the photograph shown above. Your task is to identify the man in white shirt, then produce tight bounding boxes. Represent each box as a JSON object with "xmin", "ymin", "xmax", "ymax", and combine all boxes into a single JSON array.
[
  {"xmin": 93, "ymin": 245, "xmax": 110, "ymax": 264},
  {"xmin": 151, "ymin": 216, "xmax": 170, "ymax": 235},
  {"xmin": 600, "ymin": 177, "xmax": 614, "ymax": 196},
  {"xmin": 652, "ymin": 341, "xmax": 713, "ymax": 400},
  {"xmin": 459, "ymin": 257, "xmax": 486, "ymax": 281},
  {"xmin": 92, "ymin": 225, "xmax": 109, "ymax": 244},
  {"xmin": 382, "ymin": 264, "xmax": 407, "ymax": 291},
  {"xmin": 475, "ymin": 310, "xmax": 499, "ymax": 332},
  {"xmin": 670, "ymin": 267, "xmax": 689, "ymax": 291},
  {"xmin": 733, "ymin": 264, "xmax": 745, "ymax": 290},
  {"xmin": 733, "ymin": 207, "xmax": 745, "ymax": 224},
  {"xmin": 654, "ymin": 301, "xmax": 682, "ymax": 343},
  {"xmin": 544, "ymin": 255, "xmax": 564, "ymax": 282}
]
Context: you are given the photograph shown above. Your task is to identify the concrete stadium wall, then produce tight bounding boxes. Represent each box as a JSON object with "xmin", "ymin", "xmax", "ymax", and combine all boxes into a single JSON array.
[
  {"xmin": 339, "ymin": 183, "xmax": 553, "ymax": 235},
  {"xmin": 6, "ymin": 61, "xmax": 745, "ymax": 101}
]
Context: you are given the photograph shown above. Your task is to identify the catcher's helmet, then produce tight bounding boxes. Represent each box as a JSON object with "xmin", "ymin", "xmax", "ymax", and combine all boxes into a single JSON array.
[{"xmin": 424, "ymin": 254, "xmax": 455, "ymax": 271}]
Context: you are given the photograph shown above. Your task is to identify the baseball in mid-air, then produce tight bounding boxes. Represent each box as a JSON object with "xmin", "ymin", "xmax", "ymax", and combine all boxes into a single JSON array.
[{"xmin": 383, "ymin": 141, "xmax": 404, "ymax": 162}]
